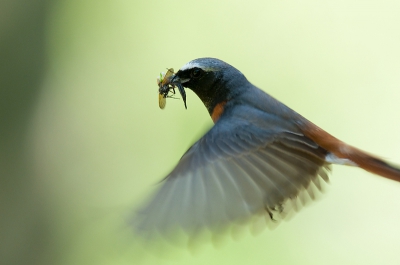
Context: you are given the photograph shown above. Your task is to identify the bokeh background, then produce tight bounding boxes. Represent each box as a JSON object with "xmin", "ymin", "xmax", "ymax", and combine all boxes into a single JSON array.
[{"xmin": 2, "ymin": 0, "xmax": 400, "ymax": 264}]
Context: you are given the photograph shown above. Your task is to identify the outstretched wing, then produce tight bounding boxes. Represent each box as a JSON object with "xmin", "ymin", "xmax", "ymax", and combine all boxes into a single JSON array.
[{"xmin": 133, "ymin": 107, "xmax": 330, "ymax": 244}]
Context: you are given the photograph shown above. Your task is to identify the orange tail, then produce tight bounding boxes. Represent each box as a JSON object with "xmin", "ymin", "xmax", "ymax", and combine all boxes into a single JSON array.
[{"xmin": 301, "ymin": 121, "xmax": 400, "ymax": 182}]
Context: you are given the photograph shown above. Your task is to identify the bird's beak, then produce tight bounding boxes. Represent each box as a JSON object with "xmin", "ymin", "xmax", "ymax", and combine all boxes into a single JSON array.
[{"xmin": 171, "ymin": 74, "xmax": 188, "ymax": 109}]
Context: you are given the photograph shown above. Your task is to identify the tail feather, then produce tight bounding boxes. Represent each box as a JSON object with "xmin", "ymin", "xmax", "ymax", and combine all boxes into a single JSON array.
[
  {"xmin": 344, "ymin": 148, "xmax": 400, "ymax": 181},
  {"xmin": 301, "ymin": 121, "xmax": 400, "ymax": 182}
]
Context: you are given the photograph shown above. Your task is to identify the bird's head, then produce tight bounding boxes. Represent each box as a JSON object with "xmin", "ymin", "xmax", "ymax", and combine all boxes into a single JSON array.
[{"xmin": 169, "ymin": 58, "xmax": 247, "ymax": 114}]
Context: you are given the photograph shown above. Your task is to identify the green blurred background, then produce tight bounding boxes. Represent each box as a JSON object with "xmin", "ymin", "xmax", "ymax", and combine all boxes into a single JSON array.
[{"xmin": 1, "ymin": 0, "xmax": 400, "ymax": 264}]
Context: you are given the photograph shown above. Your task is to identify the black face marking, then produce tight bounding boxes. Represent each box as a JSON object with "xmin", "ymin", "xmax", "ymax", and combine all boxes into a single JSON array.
[{"xmin": 157, "ymin": 58, "xmax": 246, "ymax": 111}]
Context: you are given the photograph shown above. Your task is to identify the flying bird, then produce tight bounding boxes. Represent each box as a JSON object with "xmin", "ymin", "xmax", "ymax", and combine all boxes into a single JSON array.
[{"xmin": 134, "ymin": 58, "xmax": 400, "ymax": 245}]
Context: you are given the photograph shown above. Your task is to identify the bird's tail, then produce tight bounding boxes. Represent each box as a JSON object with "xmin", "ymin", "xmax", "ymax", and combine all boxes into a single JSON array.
[
  {"xmin": 301, "ymin": 121, "xmax": 400, "ymax": 182},
  {"xmin": 335, "ymin": 145, "xmax": 400, "ymax": 182}
]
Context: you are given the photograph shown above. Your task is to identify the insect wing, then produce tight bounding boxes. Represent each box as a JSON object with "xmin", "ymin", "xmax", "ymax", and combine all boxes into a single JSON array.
[
  {"xmin": 161, "ymin": 68, "xmax": 174, "ymax": 86},
  {"xmin": 158, "ymin": 93, "xmax": 166, "ymax": 109}
]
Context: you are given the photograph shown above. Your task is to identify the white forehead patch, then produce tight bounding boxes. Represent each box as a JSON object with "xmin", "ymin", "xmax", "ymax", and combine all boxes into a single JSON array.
[{"xmin": 179, "ymin": 61, "xmax": 202, "ymax": 71}]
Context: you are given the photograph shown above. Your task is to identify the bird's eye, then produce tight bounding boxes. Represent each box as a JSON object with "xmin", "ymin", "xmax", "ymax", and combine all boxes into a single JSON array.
[{"xmin": 190, "ymin": 68, "xmax": 203, "ymax": 79}]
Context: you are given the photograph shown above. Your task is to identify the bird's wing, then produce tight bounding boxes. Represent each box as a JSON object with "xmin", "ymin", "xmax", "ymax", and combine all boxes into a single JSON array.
[{"xmin": 133, "ymin": 108, "xmax": 330, "ymax": 244}]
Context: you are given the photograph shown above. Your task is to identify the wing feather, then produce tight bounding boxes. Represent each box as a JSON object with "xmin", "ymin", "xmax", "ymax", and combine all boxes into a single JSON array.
[{"xmin": 133, "ymin": 113, "xmax": 330, "ymax": 243}]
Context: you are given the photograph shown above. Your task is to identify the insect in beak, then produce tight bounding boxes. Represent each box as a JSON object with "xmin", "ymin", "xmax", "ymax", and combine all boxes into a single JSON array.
[{"xmin": 157, "ymin": 68, "xmax": 187, "ymax": 109}]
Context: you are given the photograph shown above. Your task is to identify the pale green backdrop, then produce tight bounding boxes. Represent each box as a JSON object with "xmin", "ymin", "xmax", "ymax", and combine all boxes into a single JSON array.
[{"xmin": 2, "ymin": 0, "xmax": 400, "ymax": 264}]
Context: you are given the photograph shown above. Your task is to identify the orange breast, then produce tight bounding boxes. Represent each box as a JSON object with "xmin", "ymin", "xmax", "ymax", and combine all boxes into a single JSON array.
[{"xmin": 211, "ymin": 101, "xmax": 227, "ymax": 123}]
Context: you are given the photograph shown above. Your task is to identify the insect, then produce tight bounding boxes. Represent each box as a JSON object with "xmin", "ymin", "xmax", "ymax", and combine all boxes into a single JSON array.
[
  {"xmin": 157, "ymin": 68, "xmax": 176, "ymax": 109},
  {"xmin": 157, "ymin": 68, "xmax": 187, "ymax": 109}
]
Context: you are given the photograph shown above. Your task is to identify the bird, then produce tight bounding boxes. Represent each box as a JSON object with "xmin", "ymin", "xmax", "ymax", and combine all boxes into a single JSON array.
[{"xmin": 133, "ymin": 57, "xmax": 400, "ymax": 245}]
